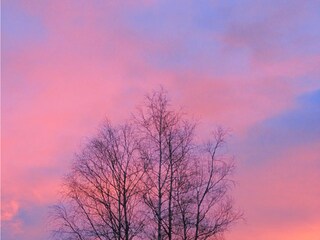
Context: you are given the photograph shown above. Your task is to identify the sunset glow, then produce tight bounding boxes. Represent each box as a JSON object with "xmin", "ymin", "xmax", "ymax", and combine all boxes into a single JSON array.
[{"xmin": 2, "ymin": 1, "xmax": 320, "ymax": 239}]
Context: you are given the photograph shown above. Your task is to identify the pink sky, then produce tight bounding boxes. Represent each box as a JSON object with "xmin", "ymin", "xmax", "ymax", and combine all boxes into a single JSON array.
[{"xmin": 2, "ymin": 1, "xmax": 320, "ymax": 239}]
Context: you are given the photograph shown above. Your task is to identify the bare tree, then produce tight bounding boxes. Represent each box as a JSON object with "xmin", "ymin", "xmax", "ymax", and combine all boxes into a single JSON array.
[
  {"xmin": 51, "ymin": 122, "xmax": 145, "ymax": 240},
  {"xmin": 134, "ymin": 89, "xmax": 195, "ymax": 240},
  {"xmin": 192, "ymin": 128, "xmax": 239, "ymax": 240},
  {"xmin": 51, "ymin": 89, "xmax": 240, "ymax": 240}
]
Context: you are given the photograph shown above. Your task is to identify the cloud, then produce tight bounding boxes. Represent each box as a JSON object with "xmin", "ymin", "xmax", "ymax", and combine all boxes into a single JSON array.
[
  {"xmin": 2, "ymin": 203, "xmax": 50, "ymax": 240},
  {"xmin": 239, "ymin": 89, "xmax": 320, "ymax": 165},
  {"xmin": 2, "ymin": 0, "xmax": 320, "ymax": 239},
  {"xmin": 227, "ymin": 140, "xmax": 320, "ymax": 240},
  {"xmin": 1, "ymin": 200, "xmax": 20, "ymax": 221},
  {"xmin": 227, "ymin": 90, "xmax": 320, "ymax": 240}
]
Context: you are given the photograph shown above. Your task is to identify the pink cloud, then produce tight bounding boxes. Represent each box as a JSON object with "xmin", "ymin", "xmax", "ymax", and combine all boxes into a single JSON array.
[
  {"xmin": 2, "ymin": 1, "xmax": 320, "ymax": 239},
  {"xmin": 228, "ymin": 141, "xmax": 320, "ymax": 240},
  {"xmin": 1, "ymin": 200, "xmax": 20, "ymax": 221},
  {"xmin": 4, "ymin": 0, "xmax": 319, "ymax": 206}
]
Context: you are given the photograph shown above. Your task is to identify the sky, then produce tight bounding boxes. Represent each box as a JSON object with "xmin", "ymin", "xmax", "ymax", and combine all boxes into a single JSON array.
[{"xmin": 1, "ymin": 0, "xmax": 320, "ymax": 239}]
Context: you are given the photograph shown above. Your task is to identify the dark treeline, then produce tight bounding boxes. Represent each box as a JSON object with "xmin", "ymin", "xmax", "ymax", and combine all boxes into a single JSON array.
[{"xmin": 50, "ymin": 89, "xmax": 241, "ymax": 240}]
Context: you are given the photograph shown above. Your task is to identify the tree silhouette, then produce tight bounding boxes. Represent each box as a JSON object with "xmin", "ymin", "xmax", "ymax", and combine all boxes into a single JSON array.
[
  {"xmin": 51, "ymin": 89, "xmax": 241, "ymax": 240},
  {"xmin": 51, "ymin": 122, "xmax": 145, "ymax": 240}
]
